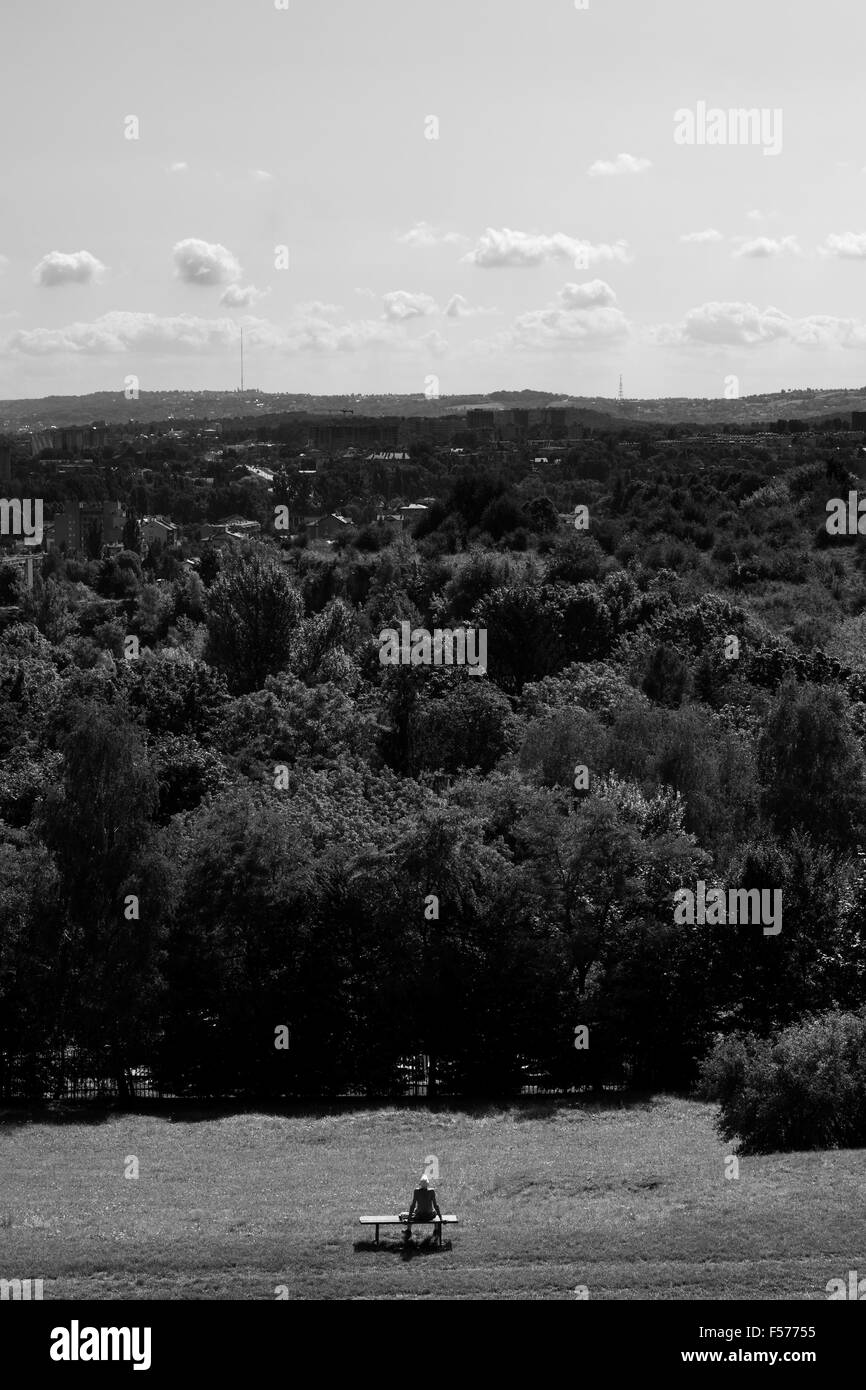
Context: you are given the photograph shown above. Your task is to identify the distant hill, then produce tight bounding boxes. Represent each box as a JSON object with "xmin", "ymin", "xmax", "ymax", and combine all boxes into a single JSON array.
[{"xmin": 1, "ymin": 385, "xmax": 865, "ymax": 431}]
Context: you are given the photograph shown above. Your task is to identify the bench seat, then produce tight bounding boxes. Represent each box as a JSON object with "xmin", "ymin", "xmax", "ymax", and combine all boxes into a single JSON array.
[{"xmin": 359, "ymin": 1214, "xmax": 458, "ymax": 1246}]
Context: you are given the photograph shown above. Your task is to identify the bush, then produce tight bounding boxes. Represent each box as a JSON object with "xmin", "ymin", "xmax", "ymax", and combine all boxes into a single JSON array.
[{"xmin": 699, "ymin": 1011, "xmax": 866, "ymax": 1153}]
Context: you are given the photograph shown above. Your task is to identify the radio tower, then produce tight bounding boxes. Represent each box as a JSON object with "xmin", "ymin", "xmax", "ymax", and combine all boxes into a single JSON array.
[
  {"xmin": 240, "ymin": 328, "xmax": 245, "ymax": 393},
  {"xmin": 618, "ymin": 374, "xmax": 624, "ymax": 403}
]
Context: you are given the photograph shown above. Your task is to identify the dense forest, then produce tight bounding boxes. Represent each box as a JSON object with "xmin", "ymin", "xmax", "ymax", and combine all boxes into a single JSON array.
[{"xmin": 2, "ymin": 424, "xmax": 866, "ymax": 1146}]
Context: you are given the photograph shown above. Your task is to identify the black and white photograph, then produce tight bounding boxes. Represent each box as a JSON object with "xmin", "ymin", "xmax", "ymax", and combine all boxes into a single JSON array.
[{"xmin": 1, "ymin": 0, "xmax": 865, "ymax": 1361}]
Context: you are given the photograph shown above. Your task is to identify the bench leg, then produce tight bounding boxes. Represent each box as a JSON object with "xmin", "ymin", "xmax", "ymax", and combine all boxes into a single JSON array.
[{"xmin": 375, "ymin": 1224, "xmax": 379, "ymax": 1247}]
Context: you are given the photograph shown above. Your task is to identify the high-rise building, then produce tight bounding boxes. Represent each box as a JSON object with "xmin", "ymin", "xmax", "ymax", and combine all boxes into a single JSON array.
[
  {"xmin": 466, "ymin": 409, "xmax": 495, "ymax": 430},
  {"xmin": 53, "ymin": 500, "xmax": 125, "ymax": 555}
]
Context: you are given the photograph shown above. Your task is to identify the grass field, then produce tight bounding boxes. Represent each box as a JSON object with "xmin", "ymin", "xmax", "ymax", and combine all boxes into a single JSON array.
[{"xmin": 1, "ymin": 1096, "xmax": 863, "ymax": 1300}]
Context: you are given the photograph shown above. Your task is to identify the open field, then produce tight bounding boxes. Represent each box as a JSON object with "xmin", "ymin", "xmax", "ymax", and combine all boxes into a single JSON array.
[{"xmin": 1, "ymin": 1097, "xmax": 863, "ymax": 1300}]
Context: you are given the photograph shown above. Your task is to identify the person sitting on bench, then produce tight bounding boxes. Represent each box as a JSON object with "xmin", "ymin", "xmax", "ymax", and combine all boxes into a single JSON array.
[{"xmin": 405, "ymin": 1175, "xmax": 442, "ymax": 1237}]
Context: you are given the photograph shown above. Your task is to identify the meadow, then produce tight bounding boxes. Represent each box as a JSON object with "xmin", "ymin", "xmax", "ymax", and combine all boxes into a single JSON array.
[{"xmin": 1, "ymin": 1096, "xmax": 862, "ymax": 1300}]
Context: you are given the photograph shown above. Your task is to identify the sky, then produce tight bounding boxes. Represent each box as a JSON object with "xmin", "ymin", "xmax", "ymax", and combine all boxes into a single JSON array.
[{"xmin": 1, "ymin": 0, "xmax": 866, "ymax": 401}]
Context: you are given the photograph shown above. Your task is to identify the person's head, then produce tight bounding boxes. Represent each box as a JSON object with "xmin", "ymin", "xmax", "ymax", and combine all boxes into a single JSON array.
[{"xmin": 418, "ymin": 1175, "xmax": 429, "ymax": 1189}]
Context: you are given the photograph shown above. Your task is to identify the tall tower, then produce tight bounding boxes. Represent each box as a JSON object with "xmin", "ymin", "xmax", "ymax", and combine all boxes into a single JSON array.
[
  {"xmin": 240, "ymin": 328, "xmax": 245, "ymax": 393},
  {"xmin": 618, "ymin": 375, "xmax": 624, "ymax": 403}
]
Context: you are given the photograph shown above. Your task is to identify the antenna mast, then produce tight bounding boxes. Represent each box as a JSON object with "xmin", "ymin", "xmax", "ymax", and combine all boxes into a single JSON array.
[
  {"xmin": 240, "ymin": 328, "xmax": 245, "ymax": 393},
  {"xmin": 618, "ymin": 374, "xmax": 624, "ymax": 403}
]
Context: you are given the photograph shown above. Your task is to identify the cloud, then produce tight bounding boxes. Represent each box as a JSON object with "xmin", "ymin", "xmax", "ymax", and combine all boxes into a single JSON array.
[
  {"xmin": 32, "ymin": 250, "xmax": 106, "ymax": 287},
  {"xmin": 680, "ymin": 229, "xmax": 724, "ymax": 244},
  {"xmin": 0, "ymin": 254, "xmax": 8, "ymax": 273},
  {"xmin": 818, "ymin": 231, "xmax": 866, "ymax": 259},
  {"xmin": 294, "ymin": 300, "xmax": 343, "ymax": 316},
  {"xmin": 382, "ymin": 290, "xmax": 438, "ymax": 320},
  {"xmin": 557, "ymin": 279, "xmax": 618, "ymax": 309},
  {"xmin": 588, "ymin": 152, "xmax": 652, "ymax": 177},
  {"xmin": 444, "ymin": 293, "xmax": 494, "ymax": 318},
  {"xmin": 489, "ymin": 281, "xmax": 629, "ymax": 351},
  {"xmin": 219, "ymin": 283, "xmax": 270, "ymax": 307},
  {"xmin": 655, "ymin": 300, "xmax": 866, "ymax": 349},
  {"xmin": 168, "ymin": 162, "xmax": 189, "ymax": 174},
  {"xmin": 418, "ymin": 329, "xmax": 449, "ymax": 355},
  {"xmin": 173, "ymin": 238, "xmax": 242, "ymax": 285},
  {"xmin": 464, "ymin": 228, "xmax": 631, "ymax": 269},
  {"xmin": 1, "ymin": 308, "xmax": 447, "ymax": 359},
  {"xmin": 733, "ymin": 235, "xmax": 801, "ymax": 258},
  {"xmin": 6, "ymin": 311, "xmax": 242, "ymax": 355},
  {"xmin": 675, "ymin": 302, "xmax": 791, "ymax": 344},
  {"xmin": 250, "ymin": 169, "xmax": 275, "ymax": 182},
  {"xmin": 396, "ymin": 221, "xmax": 467, "ymax": 248}
]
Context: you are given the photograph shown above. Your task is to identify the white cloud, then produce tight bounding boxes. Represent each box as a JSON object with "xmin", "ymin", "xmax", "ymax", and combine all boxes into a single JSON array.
[
  {"xmin": 382, "ymin": 290, "xmax": 438, "ymax": 320},
  {"xmin": 250, "ymin": 169, "xmax": 275, "ymax": 182},
  {"xmin": 295, "ymin": 300, "xmax": 343, "ymax": 316},
  {"xmin": 464, "ymin": 227, "xmax": 631, "ymax": 269},
  {"xmin": 677, "ymin": 302, "xmax": 791, "ymax": 344},
  {"xmin": 557, "ymin": 279, "xmax": 618, "ymax": 309},
  {"xmin": 1, "ymin": 308, "xmax": 448, "ymax": 359},
  {"xmin": 733, "ymin": 235, "xmax": 801, "ymax": 258},
  {"xmin": 173, "ymin": 238, "xmax": 242, "ymax": 286},
  {"xmin": 219, "ymin": 283, "xmax": 269, "ymax": 307},
  {"xmin": 418, "ymin": 329, "xmax": 449, "ymax": 355},
  {"xmin": 168, "ymin": 162, "xmax": 189, "ymax": 174},
  {"xmin": 655, "ymin": 301, "xmax": 866, "ymax": 349},
  {"xmin": 588, "ymin": 152, "xmax": 652, "ymax": 177},
  {"xmin": 396, "ymin": 221, "xmax": 467, "ymax": 248},
  {"xmin": 6, "ymin": 311, "xmax": 242, "ymax": 355},
  {"xmin": 489, "ymin": 281, "xmax": 629, "ymax": 351},
  {"xmin": 32, "ymin": 250, "xmax": 106, "ymax": 287},
  {"xmin": 818, "ymin": 232, "xmax": 866, "ymax": 259},
  {"xmin": 444, "ymin": 293, "xmax": 495, "ymax": 318},
  {"xmin": 680, "ymin": 229, "xmax": 724, "ymax": 244}
]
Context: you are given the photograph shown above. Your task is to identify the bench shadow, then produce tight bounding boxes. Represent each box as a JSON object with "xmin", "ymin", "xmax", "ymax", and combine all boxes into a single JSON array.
[{"xmin": 354, "ymin": 1238, "xmax": 453, "ymax": 1259}]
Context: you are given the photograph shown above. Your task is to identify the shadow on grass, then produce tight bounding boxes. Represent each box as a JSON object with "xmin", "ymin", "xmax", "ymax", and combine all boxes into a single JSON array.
[{"xmin": 354, "ymin": 1237, "xmax": 454, "ymax": 1259}]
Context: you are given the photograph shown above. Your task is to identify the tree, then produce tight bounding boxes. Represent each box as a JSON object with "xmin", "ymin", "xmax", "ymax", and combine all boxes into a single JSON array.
[
  {"xmin": 205, "ymin": 547, "xmax": 304, "ymax": 694},
  {"xmin": 410, "ymin": 673, "xmax": 518, "ymax": 776},
  {"xmin": 38, "ymin": 702, "xmax": 166, "ymax": 1097},
  {"xmin": 758, "ymin": 682, "xmax": 866, "ymax": 852}
]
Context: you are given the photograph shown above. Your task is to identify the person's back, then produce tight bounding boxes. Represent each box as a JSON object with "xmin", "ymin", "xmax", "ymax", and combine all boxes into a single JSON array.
[
  {"xmin": 406, "ymin": 1174, "xmax": 441, "ymax": 1235},
  {"xmin": 412, "ymin": 1184, "xmax": 436, "ymax": 1219}
]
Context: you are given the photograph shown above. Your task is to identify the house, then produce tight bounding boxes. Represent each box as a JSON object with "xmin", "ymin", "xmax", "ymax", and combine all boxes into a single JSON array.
[
  {"xmin": 304, "ymin": 513, "xmax": 351, "ymax": 542},
  {"xmin": 141, "ymin": 517, "xmax": 178, "ymax": 548}
]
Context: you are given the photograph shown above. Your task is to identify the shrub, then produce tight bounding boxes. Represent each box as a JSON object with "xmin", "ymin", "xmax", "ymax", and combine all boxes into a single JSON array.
[{"xmin": 699, "ymin": 1011, "xmax": 866, "ymax": 1153}]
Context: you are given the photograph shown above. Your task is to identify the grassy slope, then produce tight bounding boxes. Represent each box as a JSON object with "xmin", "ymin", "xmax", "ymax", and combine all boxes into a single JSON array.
[{"xmin": 1, "ymin": 1097, "xmax": 862, "ymax": 1300}]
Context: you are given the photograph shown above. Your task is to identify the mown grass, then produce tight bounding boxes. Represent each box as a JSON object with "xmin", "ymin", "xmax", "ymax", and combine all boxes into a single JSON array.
[{"xmin": 1, "ymin": 1096, "xmax": 863, "ymax": 1299}]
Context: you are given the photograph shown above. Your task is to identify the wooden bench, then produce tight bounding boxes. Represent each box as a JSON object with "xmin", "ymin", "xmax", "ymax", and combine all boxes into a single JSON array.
[{"xmin": 359, "ymin": 1215, "xmax": 459, "ymax": 1247}]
